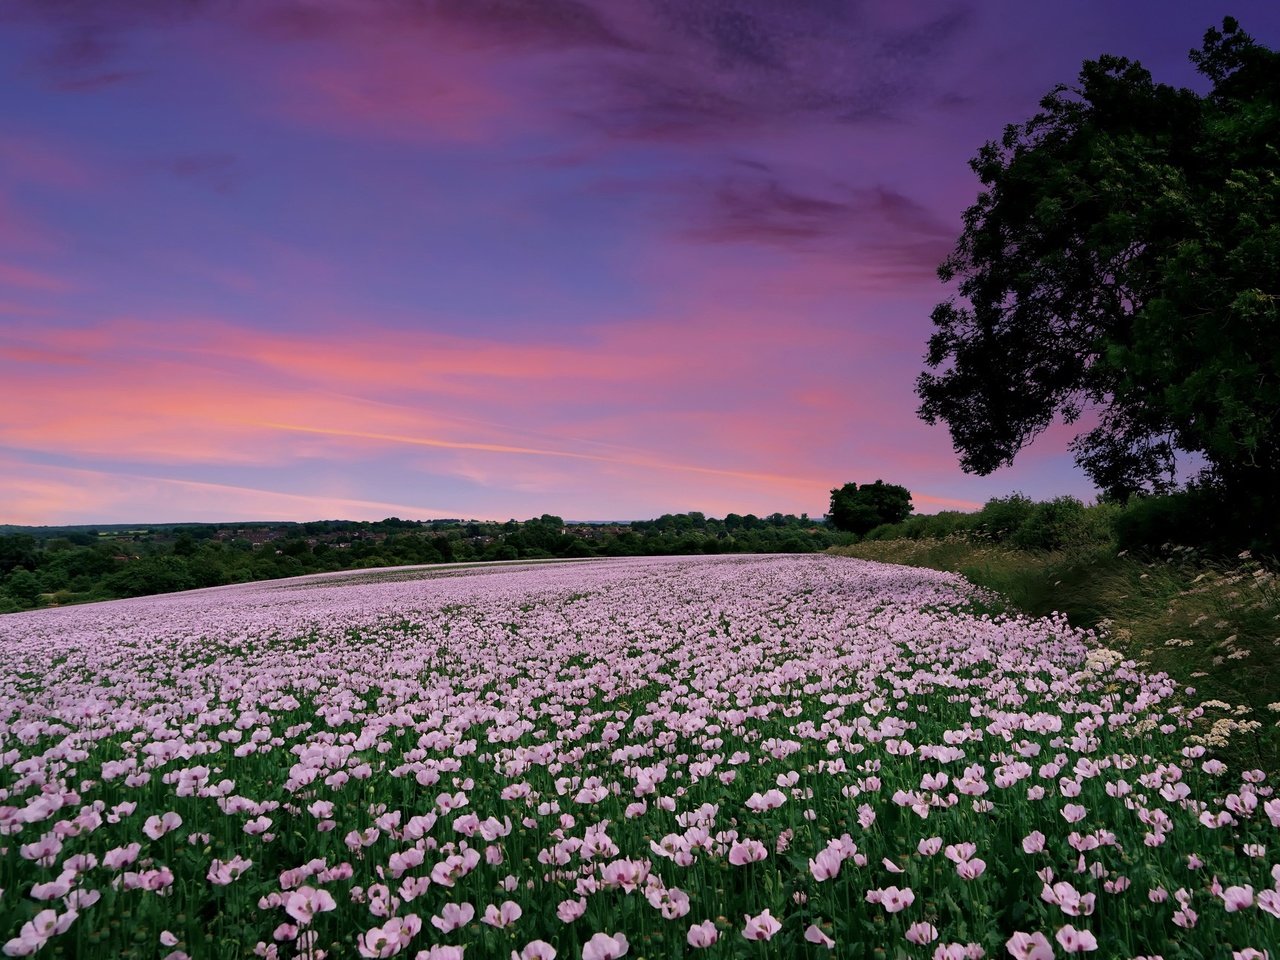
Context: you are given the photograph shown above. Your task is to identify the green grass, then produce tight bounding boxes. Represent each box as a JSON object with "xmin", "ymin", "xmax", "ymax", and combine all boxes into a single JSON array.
[{"xmin": 830, "ymin": 537, "xmax": 1280, "ymax": 770}]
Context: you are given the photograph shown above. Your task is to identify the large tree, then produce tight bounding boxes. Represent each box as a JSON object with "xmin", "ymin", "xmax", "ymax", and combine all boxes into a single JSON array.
[
  {"xmin": 828, "ymin": 480, "xmax": 913, "ymax": 535},
  {"xmin": 917, "ymin": 18, "xmax": 1279, "ymax": 513}
]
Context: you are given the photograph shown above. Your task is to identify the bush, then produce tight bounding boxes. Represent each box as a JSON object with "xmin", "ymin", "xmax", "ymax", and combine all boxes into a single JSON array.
[
  {"xmin": 1114, "ymin": 487, "xmax": 1225, "ymax": 555},
  {"xmin": 1010, "ymin": 496, "xmax": 1098, "ymax": 551},
  {"xmin": 974, "ymin": 494, "xmax": 1036, "ymax": 542}
]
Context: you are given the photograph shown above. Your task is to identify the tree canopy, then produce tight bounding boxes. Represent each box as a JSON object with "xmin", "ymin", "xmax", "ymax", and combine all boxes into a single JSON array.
[
  {"xmin": 917, "ymin": 18, "xmax": 1279, "ymax": 519},
  {"xmin": 827, "ymin": 480, "xmax": 913, "ymax": 535}
]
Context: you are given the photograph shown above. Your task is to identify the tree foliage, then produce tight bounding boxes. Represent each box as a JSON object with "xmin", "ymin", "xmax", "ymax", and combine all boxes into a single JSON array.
[
  {"xmin": 0, "ymin": 513, "xmax": 848, "ymax": 612},
  {"xmin": 827, "ymin": 480, "xmax": 913, "ymax": 535},
  {"xmin": 917, "ymin": 18, "xmax": 1279, "ymax": 519}
]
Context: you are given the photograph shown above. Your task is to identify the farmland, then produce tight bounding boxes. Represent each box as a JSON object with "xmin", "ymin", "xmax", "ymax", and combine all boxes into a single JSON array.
[{"xmin": 0, "ymin": 555, "xmax": 1276, "ymax": 958}]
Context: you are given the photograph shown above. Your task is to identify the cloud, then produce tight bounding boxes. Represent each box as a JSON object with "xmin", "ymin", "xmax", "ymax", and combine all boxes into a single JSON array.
[
  {"xmin": 162, "ymin": 153, "xmax": 239, "ymax": 193},
  {"xmin": 6, "ymin": 0, "xmax": 979, "ymax": 144},
  {"xmin": 0, "ymin": 458, "xmax": 467, "ymax": 524},
  {"xmin": 656, "ymin": 2, "xmax": 781, "ymax": 69},
  {"xmin": 668, "ymin": 165, "xmax": 956, "ymax": 277},
  {"xmin": 425, "ymin": 0, "xmax": 635, "ymax": 51},
  {"xmin": 0, "ymin": 302, "xmax": 973, "ymax": 518},
  {"xmin": 0, "ymin": 135, "xmax": 96, "ymax": 190},
  {"xmin": 0, "ymin": 261, "xmax": 72, "ymax": 293}
]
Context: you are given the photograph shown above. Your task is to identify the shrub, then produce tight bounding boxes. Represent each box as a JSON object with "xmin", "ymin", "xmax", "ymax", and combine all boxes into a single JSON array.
[
  {"xmin": 1114, "ymin": 488, "xmax": 1223, "ymax": 554},
  {"xmin": 1011, "ymin": 496, "xmax": 1097, "ymax": 551},
  {"xmin": 974, "ymin": 494, "xmax": 1036, "ymax": 542}
]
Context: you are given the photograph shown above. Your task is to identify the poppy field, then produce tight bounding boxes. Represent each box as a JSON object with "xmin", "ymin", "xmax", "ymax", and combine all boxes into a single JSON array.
[{"xmin": 0, "ymin": 555, "xmax": 1276, "ymax": 959}]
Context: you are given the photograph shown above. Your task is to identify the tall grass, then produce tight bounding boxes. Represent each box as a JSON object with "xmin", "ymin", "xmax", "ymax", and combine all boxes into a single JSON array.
[{"xmin": 830, "ymin": 536, "xmax": 1280, "ymax": 770}]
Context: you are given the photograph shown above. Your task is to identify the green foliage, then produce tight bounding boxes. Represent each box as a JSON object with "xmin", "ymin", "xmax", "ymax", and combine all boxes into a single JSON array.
[
  {"xmin": 1011, "ymin": 496, "xmax": 1099, "ymax": 551},
  {"xmin": 863, "ymin": 495, "xmax": 1121, "ymax": 555},
  {"xmin": 0, "ymin": 512, "xmax": 850, "ymax": 612},
  {"xmin": 1113, "ymin": 488, "xmax": 1222, "ymax": 554},
  {"xmin": 918, "ymin": 18, "xmax": 1280, "ymax": 535},
  {"xmin": 3, "ymin": 568, "xmax": 40, "ymax": 607},
  {"xmin": 827, "ymin": 480, "xmax": 913, "ymax": 535},
  {"xmin": 843, "ymin": 484, "xmax": 1280, "ymax": 566},
  {"xmin": 0, "ymin": 534, "xmax": 37, "ymax": 577},
  {"xmin": 970, "ymin": 495, "xmax": 1032, "ymax": 542},
  {"xmin": 866, "ymin": 511, "xmax": 975, "ymax": 542}
]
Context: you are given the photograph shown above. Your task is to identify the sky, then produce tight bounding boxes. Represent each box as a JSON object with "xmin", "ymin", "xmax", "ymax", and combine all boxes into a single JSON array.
[{"xmin": 2, "ymin": 0, "xmax": 1277, "ymax": 525}]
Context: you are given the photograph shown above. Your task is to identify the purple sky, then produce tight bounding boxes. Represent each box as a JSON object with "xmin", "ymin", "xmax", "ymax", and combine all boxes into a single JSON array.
[{"xmin": 2, "ymin": 1, "xmax": 1275, "ymax": 523}]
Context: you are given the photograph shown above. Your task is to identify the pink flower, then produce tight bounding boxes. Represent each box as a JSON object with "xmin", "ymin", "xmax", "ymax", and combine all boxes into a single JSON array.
[
  {"xmin": 869, "ymin": 886, "xmax": 915, "ymax": 913},
  {"xmin": 745, "ymin": 789, "xmax": 786, "ymax": 812},
  {"xmin": 956, "ymin": 858, "xmax": 987, "ymax": 880},
  {"xmin": 207, "ymin": 855, "xmax": 252, "ymax": 886},
  {"xmin": 3, "ymin": 909, "xmax": 76, "ymax": 957},
  {"xmin": 482, "ymin": 901, "xmax": 523, "ymax": 928},
  {"xmin": 356, "ymin": 915, "xmax": 420, "ymax": 958},
  {"xmin": 646, "ymin": 887, "xmax": 690, "ymax": 919},
  {"xmin": 103, "ymin": 843, "xmax": 141, "ymax": 870},
  {"xmin": 599, "ymin": 858, "xmax": 648, "ymax": 892},
  {"xmin": 30, "ymin": 876, "xmax": 73, "ymax": 901},
  {"xmin": 1054, "ymin": 925, "xmax": 1098, "ymax": 953},
  {"xmin": 581, "ymin": 932, "xmax": 628, "ymax": 960},
  {"xmin": 417, "ymin": 948, "xmax": 465, "ymax": 960},
  {"xmin": 809, "ymin": 847, "xmax": 843, "ymax": 881},
  {"xmin": 742, "ymin": 909, "xmax": 782, "ymax": 941},
  {"xmin": 143, "ymin": 812, "xmax": 183, "ymax": 841},
  {"xmin": 1265, "ymin": 799, "xmax": 1280, "ymax": 827},
  {"xmin": 1257, "ymin": 889, "xmax": 1280, "ymax": 918},
  {"xmin": 284, "ymin": 886, "xmax": 337, "ymax": 925},
  {"xmin": 906, "ymin": 922, "xmax": 939, "ymax": 945},
  {"xmin": 687, "ymin": 921, "xmax": 718, "ymax": 949},
  {"xmin": 804, "ymin": 925, "xmax": 835, "ymax": 949},
  {"xmin": 1061, "ymin": 804, "xmax": 1087, "ymax": 824},
  {"xmin": 944, "ymin": 843, "xmax": 977, "ymax": 863},
  {"xmin": 1022, "ymin": 831, "xmax": 1046, "ymax": 854},
  {"xmin": 917, "ymin": 837, "xmax": 943, "ymax": 856},
  {"xmin": 513, "ymin": 941, "xmax": 556, "ymax": 960},
  {"xmin": 244, "ymin": 816, "xmax": 272, "ymax": 836},
  {"xmin": 1006, "ymin": 932, "xmax": 1054, "ymax": 960},
  {"xmin": 1222, "ymin": 885, "xmax": 1254, "ymax": 912},
  {"xmin": 431, "ymin": 903, "xmax": 475, "ymax": 933},
  {"xmin": 728, "ymin": 839, "xmax": 768, "ymax": 865},
  {"xmin": 556, "ymin": 899, "xmax": 587, "ymax": 923}
]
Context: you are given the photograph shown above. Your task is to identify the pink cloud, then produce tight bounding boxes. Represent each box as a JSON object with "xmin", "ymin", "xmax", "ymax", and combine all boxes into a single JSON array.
[
  {"xmin": 0, "ymin": 134, "xmax": 96, "ymax": 190},
  {"xmin": 0, "ymin": 458, "xmax": 467, "ymax": 525},
  {"xmin": 0, "ymin": 308, "xmax": 979, "ymax": 518},
  {"xmin": 0, "ymin": 260, "xmax": 72, "ymax": 292}
]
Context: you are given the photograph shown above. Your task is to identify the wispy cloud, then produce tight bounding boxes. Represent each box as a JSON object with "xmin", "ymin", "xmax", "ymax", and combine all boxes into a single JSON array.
[
  {"xmin": 0, "ymin": 457, "xmax": 465, "ymax": 524},
  {"xmin": 162, "ymin": 153, "xmax": 240, "ymax": 193}
]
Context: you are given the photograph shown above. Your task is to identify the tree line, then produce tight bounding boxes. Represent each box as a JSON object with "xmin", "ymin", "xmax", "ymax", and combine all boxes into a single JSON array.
[{"xmin": 0, "ymin": 512, "xmax": 849, "ymax": 612}]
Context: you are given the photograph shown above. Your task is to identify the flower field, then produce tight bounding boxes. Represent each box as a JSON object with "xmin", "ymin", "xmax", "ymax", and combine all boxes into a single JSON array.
[{"xmin": 0, "ymin": 554, "xmax": 1277, "ymax": 959}]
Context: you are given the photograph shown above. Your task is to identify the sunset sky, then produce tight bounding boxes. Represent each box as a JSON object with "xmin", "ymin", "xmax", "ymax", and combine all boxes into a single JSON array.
[{"xmin": 2, "ymin": 1, "xmax": 1276, "ymax": 524}]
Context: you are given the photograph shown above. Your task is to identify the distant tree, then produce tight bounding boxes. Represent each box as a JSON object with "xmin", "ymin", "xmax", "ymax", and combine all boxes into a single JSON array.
[
  {"xmin": 0, "ymin": 535, "xmax": 37, "ymax": 576},
  {"xmin": 3, "ymin": 568, "xmax": 41, "ymax": 607},
  {"xmin": 828, "ymin": 481, "xmax": 914, "ymax": 535},
  {"xmin": 173, "ymin": 532, "xmax": 197, "ymax": 557},
  {"xmin": 917, "ymin": 18, "xmax": 1279, "ymax": 516}
]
